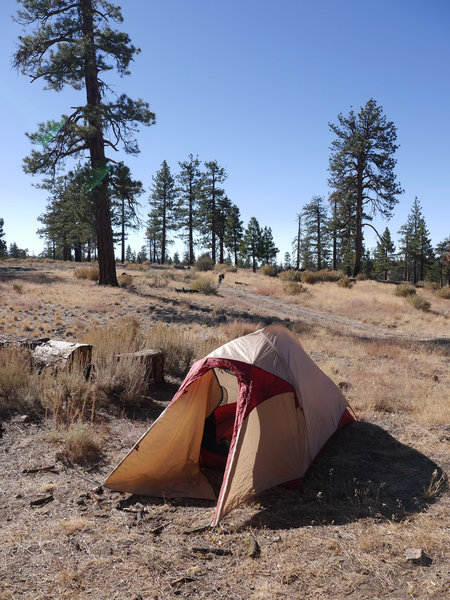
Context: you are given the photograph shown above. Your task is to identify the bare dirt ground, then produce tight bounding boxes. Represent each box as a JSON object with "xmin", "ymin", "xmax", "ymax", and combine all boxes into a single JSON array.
[{"xmin": 0, "ymin": 260, "xmax": 449, "ymax": 600}]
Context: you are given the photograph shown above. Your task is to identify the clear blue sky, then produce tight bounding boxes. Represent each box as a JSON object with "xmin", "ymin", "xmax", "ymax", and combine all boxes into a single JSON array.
[{"xmin": 1, "ymin": 0, "xmax": 449, "ymax": 260}]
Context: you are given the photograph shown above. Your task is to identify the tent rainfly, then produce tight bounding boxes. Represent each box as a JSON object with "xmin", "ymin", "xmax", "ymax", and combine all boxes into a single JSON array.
[{"xmin": 104, "ymin": 324, "xmax": 356, "ymax": 524}]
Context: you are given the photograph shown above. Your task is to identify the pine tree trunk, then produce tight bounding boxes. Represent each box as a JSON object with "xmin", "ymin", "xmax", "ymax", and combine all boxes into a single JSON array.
[
  {"xmin": 81, "ymin": 0, "xmax": 117, "ymax": 286},
  {"xmin": 121, "ymin": 198, "xmax": 125, "ymax": 263},
  {"xmin": 353, "ymin": 173, "xmax": 363, "ymax": 277},
  {"xmin": 188, "ymin": 189, "xmax": 194, "ymax": 265}
]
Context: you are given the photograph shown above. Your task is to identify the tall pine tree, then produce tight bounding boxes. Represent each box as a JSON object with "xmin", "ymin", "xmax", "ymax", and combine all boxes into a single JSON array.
[
  {"xmin": 176, "ymin": 154, "xmax": 202, "ymax": 265},
  {"xmin": 13, "ymin": 0, "xmax": 155, "ymax": 284},
  {"xmin": 198, "ymin": 160, "xmax": 227, "ymax": 264},
  {"xmin": 148, "ymin": 161, "xmax": 177, "ymax": 264},
  {"xmin": 328, "ymin": 99, "xmax": 402, "ymax": 276}
]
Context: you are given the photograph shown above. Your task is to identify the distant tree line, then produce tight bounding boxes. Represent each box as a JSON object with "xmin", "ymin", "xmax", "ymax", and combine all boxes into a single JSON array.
[{"xmin": 147, "ymin": 156, "xmax": 278, "ymax": 271}]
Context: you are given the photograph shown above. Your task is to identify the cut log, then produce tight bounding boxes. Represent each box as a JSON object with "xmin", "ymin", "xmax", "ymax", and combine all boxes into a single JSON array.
[
  {"xmin": 116, "ymin": 349, "xmax": 165, "ymax": 386},
  {"xmin": 32, "ymin": 340, "xmax": 92, "ymax": 375}
]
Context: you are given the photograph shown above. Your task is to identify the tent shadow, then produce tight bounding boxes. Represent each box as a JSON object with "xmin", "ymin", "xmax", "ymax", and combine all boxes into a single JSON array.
[{"xmin": 240, "ymin": 421, "xmax": 445, "ymax": 530}]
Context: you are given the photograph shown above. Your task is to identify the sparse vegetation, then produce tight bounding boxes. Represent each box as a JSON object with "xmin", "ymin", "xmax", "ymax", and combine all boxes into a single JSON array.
[
  {"xmin": 279, "ymin": 269, "xmax": 303, "ymax": 282},
  {"xmin": 190, "ymin": 276, "xmax": 218, "ymax": 295},
  {"xmin": 0, "ymin": 259, "xmax": 449, "ymax": 600},
  {"xmin": 337, "ymin": 275, "xmax": 353, "ymax": 288},
  {"xmin": 194, "ymin": 254, "xmax": 214, "ymax": 271},
  {"xmin": 283, "ymin": 281, "xmax": 308, "ymax": 295},
  {"xmin": 74, "ymin": 266, "xmax": 99, "ymax": 281},
  {"xmin": 407, "ymin": 294, "xmax": 431, "ymax": 312},
  {"xmin": 394, "ymin": 283, "xmax": 417, "ymax": 296},
  {"xmin": 260, "ymin": 264, "xmax": 277, "ymax": 277},
  {"xmin": 434, "ymin": 285, "xmax": 450, "ymax": 299}
]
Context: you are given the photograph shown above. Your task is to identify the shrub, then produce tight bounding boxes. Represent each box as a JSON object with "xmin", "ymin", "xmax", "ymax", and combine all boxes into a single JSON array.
[
  {"xmin": 407, "ymin": 294, "xmax": 431, "ymax": 312},
  {"xmin": 190, "ymin": 277, "xmax": 218, "ymax": 295},
  {"xmin": 301, "ymin": 270, "xmax": 321, "ymax": 284},
  {"xmin": 74, "ymin": 267, "xmax": 99, "ymax": 281},
  {"xmin": 145, "ymin": 323, "xmax": 222, "ymax": 375},
  {"xmin": 118, "ymin": 273, "xmax": 133, "ymax": 287},
  {"xmin": 49, "ymin": 423, "xmax": 102, "ymax": 465},
  {"xmin": 355, "ymin": 273, "xmax": 367, "ymax": 281},
  {"xmin": 423, "ymin": 281, "xmax": 439, "ymax": 291},
  {"xmin": 225, "ymin": 265, "xmax": 238, "ymax": 273},
  {"xmin": 279, "ymin": 270, "xmax": 302, "ymax": 282},
  {"xmin": 337, "ymin": 276, "xmax": 353, "ymax": 288},
  {"xmin": 195, "ymin": 255, "xmax": 214, "ymax": 271},
  {"xmin": 319, "ymin": 269, "xmax": 344, "ymax": 282},
  {"xmin": 12, "ymin": 282, "xmax": 24, "ymax": 294},
  {"xmin": 284, "ymin": 281, "xmax": 307, "ymax": 295},
  {"xmin": 434, "ymin": 285, "xmax": 450, "ymax": 299},
  {"xmin": 260, "ymin": 264, "xmax": 277, "ymax": 277},
  {"xmin": 394, "ymin": 283, "xmax": 416, "ymax": 297}
]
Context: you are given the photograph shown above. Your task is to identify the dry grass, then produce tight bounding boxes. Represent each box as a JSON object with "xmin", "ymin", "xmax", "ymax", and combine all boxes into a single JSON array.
[
  {"xmin": 73, "ymin": 266, "xmax": 99, "ymax": 281},
  {"xmin": 0, "ymin": 259, "xmax": 449, "ymax": 600},
  {"xmin": 394, "ymin": 282, "xmax": 417, "ymax": 296},
  {"xmin": 434, "ymin": 285, "xmax": 450, "ymax": 299},
  {"xmin": 191, "ymin": 276, "xmax": 218, "ymax": 295},
  {"xmin": 407, "ymin": 294, "xmax": 431, "ymax": 312}
]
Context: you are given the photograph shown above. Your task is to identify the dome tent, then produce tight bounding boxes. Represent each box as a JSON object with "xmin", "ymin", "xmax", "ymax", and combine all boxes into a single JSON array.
[{"xmin": 104, "ymin": 324, "xmax": 356, "ymax": 525}]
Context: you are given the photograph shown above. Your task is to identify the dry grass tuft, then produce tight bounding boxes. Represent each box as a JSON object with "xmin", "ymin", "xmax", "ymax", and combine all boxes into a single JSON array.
[
  {"xmin": 407, "ymin": 294, "xmax": 431, "ymax": 312},
  {"xmin": 74, "ymin": 266, "xmax": 99, "ymax": 281},
  {"xmin": 283, "ymin": 281, "xmax": 308, "ymax": 295},
  {"xmin": 279, "ymin": 270, "xmax": 303, "ymax": 282},
  {"xmin": 434, "ymin": 285, "xmax": 450, "ymax": 299},
  {"xmin": 190, "ymin": 276, "xmax": 218, "ymax": 295},
  {"xmin": 260, "ymin": 264, "xmax": 277, "ymax": 277},
  {"xmin": 394, "ymin": 283, "xmax": 416, "ymax": 296},
  {"xmin": 47, "ymin": 422, "xmax": 102, "ymax": 465},
  {"xmin": 194, "ymin": 255, "xmax": 214, "ymax": 271},
  {"xmin": 0, "ymin": 346, "xmax": 40, "ymax": 417},
  {"xmin": 220, "ymin": 319, "xmax": 263, "ymax": 340},
  {"xmin": 117, "ymin": 273, "xmax": 133, "ymax": 287},
  {"xmin": 145, "ymin": 323, "xmax": 222, "ymax": 374},
  {"xmin": 337, "ymin": 275, "xmax": 354, "ymax": 289}
]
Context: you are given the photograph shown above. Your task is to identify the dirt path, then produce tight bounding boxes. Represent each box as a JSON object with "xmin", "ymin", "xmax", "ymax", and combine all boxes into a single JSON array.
[{"xmin": 220, "ymin": 285, "xmax": 450, "ymax": 346}]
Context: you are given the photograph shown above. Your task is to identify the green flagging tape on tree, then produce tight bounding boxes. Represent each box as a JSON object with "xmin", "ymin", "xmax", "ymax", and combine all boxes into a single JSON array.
[
  {"xmin": 85, "ymin": 164, "xmax": 111, "ymax": 193},
  {"xmin": 38, "ymin": 119, "xmax": 66, "ymax": 147}
]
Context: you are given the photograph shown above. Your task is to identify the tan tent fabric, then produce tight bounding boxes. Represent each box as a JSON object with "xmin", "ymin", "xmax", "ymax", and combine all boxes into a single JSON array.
[
  {"xmin": 105, "ymin": 371, "xmax": 221, "ymax": 499},
  {"xmin": 104, "ymin": 324, "xmax": 355, "ymax": 523},
  {"xmin": 215, "ymin": 392, "xmax": 307, "ymax": 522}
]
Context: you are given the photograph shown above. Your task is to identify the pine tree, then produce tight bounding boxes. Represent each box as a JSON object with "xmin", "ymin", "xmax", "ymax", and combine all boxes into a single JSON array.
[
  {"xmin": 198, "ymin": 161, "xmax": 227, "ymax": 264},
  {"xmin": 148, "ymin": 161, "xmax": 177, "ymax": 264},
  {"xmin": 260, "ymin": 226, "xmax": 279, "ymax": 265},
  {"xmin": 283, "ymin": 252, "xmax": 291, "ymax": 270},
  {"xmin": 37, "ymin": 164, "xmax": 96, "ymax": 261},
  {"xmin": 436, "ymin": 237, "xmax": 450, "ymax": 286},
  {"xmin": 13, "ymin": 0, "xmax": 155, "ymax": 285},
  {"xmin": 0, "ymin": 219, "xmax": 7, "ymax": 258},
  {"xmin": 302, "ymin": 196, "xmax": 330, "ymax": 270},
  {"xmin": 373, "ymin": 227, "xmax": 395, "ymax": 280},
  {"xmin": 224, "ymin": 204, "xmax": 243, "ymax": 266},
  {"xmin": 215, "ymin": 196, "xmax": 232, "ymax": 264},
  {"xmin": 176, "ymin": 154, "xmax": 202, "ymax": 265},
  {"xmin": 329, "ymin": 99, "xmax": 402, "ymax": 275},
  {"xmin": 110, "ymin": 162, "xmax": 144, "ymax": 263},
  {"xmin": 398, "ymin": 198, "xmax": 434, "ymax": 283},
  {"xmin": 240, "ymin": 217, "xmax": 262, "ymax": 273}
]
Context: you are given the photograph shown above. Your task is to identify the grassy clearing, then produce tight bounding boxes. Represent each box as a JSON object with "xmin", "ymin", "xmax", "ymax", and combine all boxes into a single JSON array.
[{"xmin": 0, "ymin": 259, "xmax": 449, "ymax": 600}]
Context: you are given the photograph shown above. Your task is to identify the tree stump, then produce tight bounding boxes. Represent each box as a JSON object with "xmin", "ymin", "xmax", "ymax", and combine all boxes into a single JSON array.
[
  {"xmin": 116, "ymin": 349, "xmax": 165, "ymax": 387},
  {"xmin": 32, "ymin": 340, "xmax": 93, "ymax": 375}
]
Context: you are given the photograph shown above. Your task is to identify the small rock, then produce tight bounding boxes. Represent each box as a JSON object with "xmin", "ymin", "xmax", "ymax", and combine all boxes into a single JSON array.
[{"xmin": 404, "ymin": 547, "xmax": 432, "ymax": 566}]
